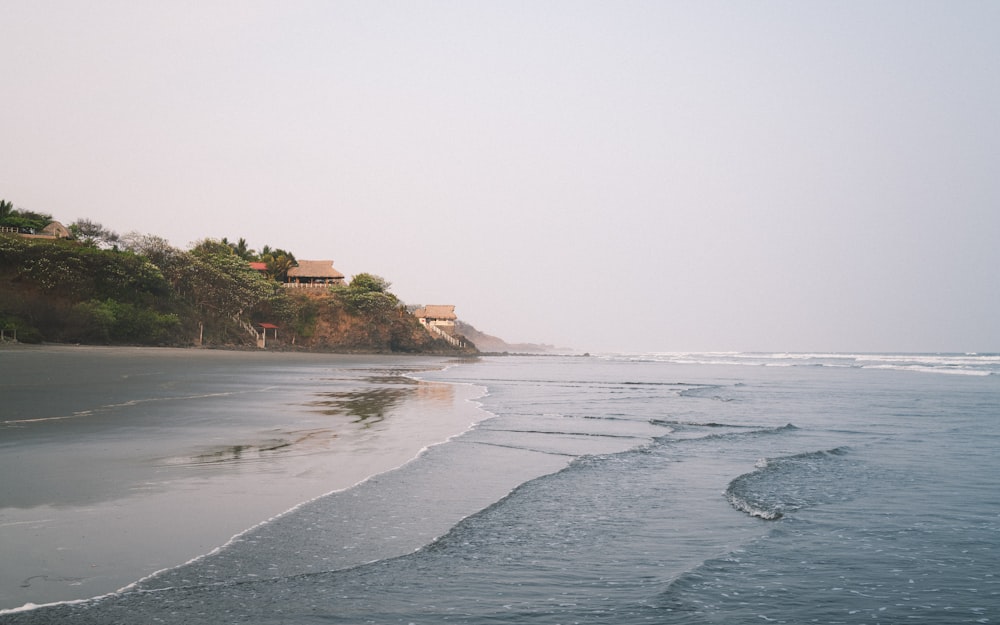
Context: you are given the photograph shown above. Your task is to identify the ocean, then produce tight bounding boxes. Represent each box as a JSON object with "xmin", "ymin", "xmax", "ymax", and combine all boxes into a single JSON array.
[{"xmin": 1, "ymin": 350, "xmax": 998, "ymax": 624}]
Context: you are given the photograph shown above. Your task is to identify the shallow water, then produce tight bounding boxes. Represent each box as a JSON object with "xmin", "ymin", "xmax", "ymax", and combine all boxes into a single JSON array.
[{"xmin": 2, "ymin": 351, "xmax": 998, "ymax": 623}]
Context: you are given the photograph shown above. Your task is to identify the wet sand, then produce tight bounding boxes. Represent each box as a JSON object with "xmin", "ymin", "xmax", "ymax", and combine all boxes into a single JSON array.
[{"xmin": 0, "ymin": 345, "xmax": 486, "ymax": 610}]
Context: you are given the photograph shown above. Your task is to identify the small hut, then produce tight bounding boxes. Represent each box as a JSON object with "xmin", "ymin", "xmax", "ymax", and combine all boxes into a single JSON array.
[
  {"xmin": 41, "ymin": 221, "xmax": 71, "ymax": 238},
  {"xmin": 286, "ymin": 260, "xmax": 345, "ymax": 287},
  {"xmin": 413, "ymin": 305, "xmax": 458, "ymax": 330},
  {"xmin": 255, "ymin": 323, "xmax": 279, "ymax": 348}
]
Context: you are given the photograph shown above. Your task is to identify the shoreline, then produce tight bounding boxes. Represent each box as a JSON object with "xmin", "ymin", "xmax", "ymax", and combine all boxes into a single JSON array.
[
  {"xmin": 0, "ymin": 340, "xmax": 480, "ymax": 356},
  {"xmin": 0, "ymin": 346, "xmax": 491, "ymax": 611}
]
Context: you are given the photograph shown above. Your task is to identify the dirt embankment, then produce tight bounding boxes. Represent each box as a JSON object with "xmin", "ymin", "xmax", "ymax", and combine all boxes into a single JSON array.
[{"xmin": 277, "ymin": 290, "xmax": 477, "ymax": 355}]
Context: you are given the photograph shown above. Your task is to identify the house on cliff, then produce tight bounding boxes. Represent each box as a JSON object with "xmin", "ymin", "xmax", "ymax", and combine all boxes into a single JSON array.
[
  {"xmin": 413, "ymin": 305, "xmax": 457, "ymax": 329},
  {"xmin": 285, "ymin": 260, "xmax": 345, "ymax": 287},
  {"xmin": 413, "ymin": 305, "xmax": 470, "ymax": 349}
]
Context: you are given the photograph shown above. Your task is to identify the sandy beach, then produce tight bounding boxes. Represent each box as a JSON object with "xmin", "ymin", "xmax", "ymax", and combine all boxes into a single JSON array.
[{"xmin": 0, "ymin": 345, "xmax": 486, "ymax": 611}]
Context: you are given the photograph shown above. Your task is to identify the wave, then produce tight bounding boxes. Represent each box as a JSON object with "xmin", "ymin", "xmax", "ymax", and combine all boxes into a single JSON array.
[
  {"xmin": 655, "ymin": 422, "xmax": 798, "ymax": 446},
  {"xmin": 677, "ymin": 384, "xmax": 739, "ymax": 401},
  {"xmin": 601, "ymin": 352, "xmax": 1000, "ymax": 377},
  {"xmin": 648, "ymin": 418, "xmax": 751, "ymax": 428},
  {"xmin": 861, "ymin": 364, "xmax": 993, "ymax": 376},
  {"xmin": 724, "ymin": 447, "xmax": 858, "ymax": 520},
  {"xmin": 476, "ymin": 426, "xmax": 648, "ymax": 440}
]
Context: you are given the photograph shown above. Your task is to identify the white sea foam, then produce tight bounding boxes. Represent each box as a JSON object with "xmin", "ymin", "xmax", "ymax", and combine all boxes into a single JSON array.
[
  {"xmin": 601, "ymin": 351, "xmax": 1000, "ymax": 376},
  {"xmin": 0, "ymin": 519, "xmax": 54, "ymax": 528},
  {"xmin": 0, "ymin": 590, "xmax": 132, "ymax": 616}
]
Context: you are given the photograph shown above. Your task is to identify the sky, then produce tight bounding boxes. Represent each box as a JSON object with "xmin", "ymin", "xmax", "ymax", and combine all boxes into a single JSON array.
[{"xmin": 3, "ymin": 1, "xmax": 999, "ymax": 353}]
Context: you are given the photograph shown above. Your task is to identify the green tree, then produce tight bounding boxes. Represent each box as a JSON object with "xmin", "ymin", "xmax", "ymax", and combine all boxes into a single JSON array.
[
  {"xmin": 231, "ymin": 237, "xmax": 254, "ymax": 260},
  {"xmin": 71, "ymin": 299, "xmax": 180, "ymax": 343},
  {"xmin": 173, "ymin": 241, "xmax": 282, "ymax": 343},
  {"xmin": 3, "ymin": 235, "xmax": 169, "ymax": 300},
  {"xmin": 349, "ymin": 273, "xmax": 391, "ymax": 293},
  {"xmin": 259, "ymin": 247, "xmax": 297, "ymax": 282},
  {"xmin": 191, "ymin": 238, "xmax": 235, "ymax": 258},
  {"xmin": 185, "ymin": 245, "xmax": 274, "ymax": 315},
  {"xmin": 334, "ymin": 273, "xmax": 399, "ymax": 315},
  {"xmin": 0, "ymin": 204, "xmax": 52, "ymax": 231},
  {"xmin": 219, "ymin": 236, "xmax": 257, "ymax": 260},
  {"xmin": 119, "ymin": 232, "xmax": 183, "ymax": 268},
  {"xmin": 70, "ymin": 219, "xmax": 120, "ymax": 248}
]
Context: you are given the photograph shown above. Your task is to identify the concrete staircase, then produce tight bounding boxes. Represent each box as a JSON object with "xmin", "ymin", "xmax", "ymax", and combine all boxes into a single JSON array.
[{"xmin": 426, "ymin": 323, "xmax": 469, "ymax": 349}]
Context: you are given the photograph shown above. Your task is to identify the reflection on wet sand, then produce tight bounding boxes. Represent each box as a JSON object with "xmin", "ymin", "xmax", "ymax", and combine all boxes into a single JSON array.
[
  {"xmin": 415, "ymin": 381, "xmax": 455, "ymax": 403},
  {"xmin": 306, "ymin": 372, "xmax": 454, "ymax": 426},
  {"xmin": 164, "ymin": 371, "xmax": 459, "ymax": 466},
  {"xmin": 308, "ymin": 388, "xmax": 407, "ymax": 425},
  {"xmin": 164, "ymin": 428, "xmax": 339, "ymax": 466}
]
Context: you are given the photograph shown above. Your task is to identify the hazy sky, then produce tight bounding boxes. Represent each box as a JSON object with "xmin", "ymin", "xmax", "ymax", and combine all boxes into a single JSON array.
[{"xmin": 4, "ymin": 1, "xmax": 998, "ymax": 353}]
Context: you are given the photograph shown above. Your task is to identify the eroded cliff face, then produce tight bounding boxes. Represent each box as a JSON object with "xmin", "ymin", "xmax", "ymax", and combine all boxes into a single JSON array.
[{"xmin": 278, "ymin": 291, "xmax": 477, "ymax": 354}]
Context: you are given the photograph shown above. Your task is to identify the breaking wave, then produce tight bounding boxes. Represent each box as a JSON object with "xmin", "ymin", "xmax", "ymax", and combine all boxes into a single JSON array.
[
  {"xmin": 602, "ymin": 352, "xmax": 1000, "ymax": 376},
  {"xmin": 724, "ymin": 447, "xmax": 861, "ymax": 520}
]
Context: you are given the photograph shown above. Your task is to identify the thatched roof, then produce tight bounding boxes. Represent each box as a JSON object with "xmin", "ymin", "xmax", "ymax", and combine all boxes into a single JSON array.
[
  {"xmin": 413, "ymin": 305, "xmax": 457, "ymax": 321},
  {"xmin": 287, "ymin": 260, "xmax": 345, "ymax": 279},
  {"xmin": 42, "ymin": 221, "xmax": 70, "ymax": 238}
]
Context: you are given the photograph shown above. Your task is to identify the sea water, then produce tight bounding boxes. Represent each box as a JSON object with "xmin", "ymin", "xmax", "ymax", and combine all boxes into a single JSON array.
[{"xmin": 2, "ymin": 352, "xmax": 998, "ymax": 624}]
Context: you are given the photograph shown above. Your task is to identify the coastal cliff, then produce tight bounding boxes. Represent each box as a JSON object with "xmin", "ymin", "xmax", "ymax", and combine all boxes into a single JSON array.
[
  {"xmin": 0, "ymin": 234, "xmax": 476, "ymax": 354},
  {"xmin": 274, "ymin": 289, "xmax": 476, "ymax": 354}
]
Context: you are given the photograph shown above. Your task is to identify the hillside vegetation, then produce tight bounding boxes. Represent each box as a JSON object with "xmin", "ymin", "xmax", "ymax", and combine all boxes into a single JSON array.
[{"xmin": 0, "ymin": 211, "xmax": 475, "ymax": 354}]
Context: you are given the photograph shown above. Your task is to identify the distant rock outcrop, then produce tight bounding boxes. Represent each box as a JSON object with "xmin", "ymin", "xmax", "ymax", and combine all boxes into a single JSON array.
[{"xmin": 454, "ymin": 320, "xmax": 558, "ymax": 354}]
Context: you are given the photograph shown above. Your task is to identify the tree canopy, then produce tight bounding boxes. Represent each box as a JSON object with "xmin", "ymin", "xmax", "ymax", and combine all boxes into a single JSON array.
[
  {"xmin": 0, "ymin": 199, "xmax": 53, "ymax": 232},
  {"xmin": 333, "ymin": 273, "xmax": 399, "ymax": 316},
  {"xmin": 1, "ymin": 206, "xmax": 473, "ymax": 352},
  {"xmin": 70, "ymin": 219, "xmax": 120, "ymax": 248}
]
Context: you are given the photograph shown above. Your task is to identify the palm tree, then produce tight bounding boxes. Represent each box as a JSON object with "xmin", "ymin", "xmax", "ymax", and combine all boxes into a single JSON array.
[
  {"xmin": 229, "ymin": 237, "xmax": 254, "ymax": 260},
  {"xmin": 0, "ymin": 199, "xmax": 13, "ymax": 223},
  {"xmin": 260, "ymin": 248, "xmax": 297, "ymax": 282}
]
